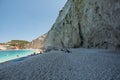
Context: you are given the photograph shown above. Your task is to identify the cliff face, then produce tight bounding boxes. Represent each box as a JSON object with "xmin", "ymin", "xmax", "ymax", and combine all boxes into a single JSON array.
[
  {"xmin": 25, "ymin": 34, "xmax": 47, "ymax": 49},
  {"xmin": 45, "ymin": 0, "xmax": 120, "ymax": 49}
]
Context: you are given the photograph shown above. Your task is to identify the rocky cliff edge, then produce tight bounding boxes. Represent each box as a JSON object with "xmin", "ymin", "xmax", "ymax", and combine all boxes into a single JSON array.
[{"xmin": 45, "ymin": 0, "xmax": 120, "ymax": 49}]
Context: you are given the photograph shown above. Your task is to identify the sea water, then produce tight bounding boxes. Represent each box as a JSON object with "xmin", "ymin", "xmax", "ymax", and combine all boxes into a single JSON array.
[{"xmin": 0, "ymin": 50, "xmax": 35, "ymax": 63}]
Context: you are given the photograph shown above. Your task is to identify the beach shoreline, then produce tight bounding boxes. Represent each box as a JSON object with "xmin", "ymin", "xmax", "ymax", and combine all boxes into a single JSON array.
[
  {"xmin": 0, "ymin": 48, "xmax": 120, "ymax": 80},
  {"xmin": 0, "ymin": 49, "xmax": 37, "ymax": 63}
]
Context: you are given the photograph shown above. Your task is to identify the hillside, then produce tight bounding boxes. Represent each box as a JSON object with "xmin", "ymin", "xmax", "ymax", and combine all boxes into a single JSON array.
[{"xmin": 7, "ymin": 40, "xmax": 30, "ymax": 49}]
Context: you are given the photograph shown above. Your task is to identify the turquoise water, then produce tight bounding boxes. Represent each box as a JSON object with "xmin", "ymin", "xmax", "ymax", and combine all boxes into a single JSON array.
[{"xmin": 0, "ymin": 50, "xmax": 35, "ymax": 63}]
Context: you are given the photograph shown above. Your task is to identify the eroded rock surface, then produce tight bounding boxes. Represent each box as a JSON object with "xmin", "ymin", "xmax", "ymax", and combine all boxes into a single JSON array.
[
  {"xmin": 25, "ymin": 34, "xmax": 47, "ymax": 49},
  {"xmin": 45, "ymin": 0, "xmax": 120, "ymax": 49}
]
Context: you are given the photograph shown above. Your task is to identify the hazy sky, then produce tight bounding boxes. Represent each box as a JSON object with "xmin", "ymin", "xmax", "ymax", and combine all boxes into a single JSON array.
[{"xmin": 0, "ymin": 0, "xmax": 67, "ymax": 43}]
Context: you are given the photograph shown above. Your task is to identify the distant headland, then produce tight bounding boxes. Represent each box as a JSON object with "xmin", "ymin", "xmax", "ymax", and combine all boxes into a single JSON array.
[{"xmin": 0, "ymin": 40, "xmax": 30, "ymax": 50}]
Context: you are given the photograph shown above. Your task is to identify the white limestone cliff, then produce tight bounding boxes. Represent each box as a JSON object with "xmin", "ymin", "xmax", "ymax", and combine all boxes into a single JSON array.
[
  {"xmin": 45, "ymin": 0, "xmax": 120, "ymax": 49},
  {"xmin": 25, "ymin": 33, "xmax": 47, "ymax": 49}
]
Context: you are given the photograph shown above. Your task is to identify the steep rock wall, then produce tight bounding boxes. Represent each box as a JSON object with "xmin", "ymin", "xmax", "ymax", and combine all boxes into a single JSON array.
[
  {"xmin": 25, "ymin": 34, "xmax": 47, "ymax": 49},
  {"xmin": 45, "ymin": 0, "xmax": 120, "ymax": 49}
]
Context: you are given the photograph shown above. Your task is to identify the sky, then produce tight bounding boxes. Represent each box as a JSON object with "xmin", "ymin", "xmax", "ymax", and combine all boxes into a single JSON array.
[{"xmin": 0, "ymin": 0, "xmax": 67, "ymax": 43}]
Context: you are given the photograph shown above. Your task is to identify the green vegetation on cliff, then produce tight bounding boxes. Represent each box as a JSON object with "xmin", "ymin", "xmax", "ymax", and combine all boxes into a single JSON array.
[{"xmin": 8, "ymin": 40, "xmax": 30, "ymax": 49}]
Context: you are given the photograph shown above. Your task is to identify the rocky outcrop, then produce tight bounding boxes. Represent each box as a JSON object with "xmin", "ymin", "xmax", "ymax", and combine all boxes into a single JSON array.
[
  {"xmin": 25, "ymin": 34, "xmax": 47, "ymax": 49},
  {"xmin": 0, "ymin": 45, "xmax": 7, "ymax": 50},
  {"xmin": 45, "ymin": 0, "xmax": 120, "ymax": 49},
  {"xmin": 0, "ymin": 45, "xmax": 15, "ymax": 50}
]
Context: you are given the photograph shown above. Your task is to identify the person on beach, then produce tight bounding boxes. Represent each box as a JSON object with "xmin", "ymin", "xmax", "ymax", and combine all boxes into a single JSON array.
[
  {"xmin": 17, "ymin": 55, "xmax": 19, "ymax": 57},
  {"xmin": 33, "ymin": 52, "xmax": 36, "ymax": 55}
]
